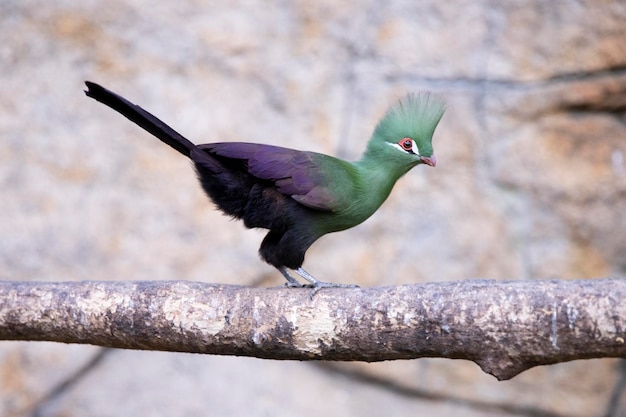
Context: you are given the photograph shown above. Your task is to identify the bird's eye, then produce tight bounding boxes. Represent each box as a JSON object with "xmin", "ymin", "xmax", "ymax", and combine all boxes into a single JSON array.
[{"xmin": 399, "ymin": 138, "xmax": 413, "ymax": 152}]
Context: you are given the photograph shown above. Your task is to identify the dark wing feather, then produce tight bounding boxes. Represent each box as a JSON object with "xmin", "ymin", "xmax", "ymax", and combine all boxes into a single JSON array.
[{"xmin": 198, "ymin": 143, "xmax": 350, "ymax": 212}]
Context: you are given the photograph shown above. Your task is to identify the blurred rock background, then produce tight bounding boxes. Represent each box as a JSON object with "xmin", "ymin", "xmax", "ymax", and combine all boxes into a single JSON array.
[{"xmin": 1, "ymin": 1, "xmax": 625, "ymax": 416}]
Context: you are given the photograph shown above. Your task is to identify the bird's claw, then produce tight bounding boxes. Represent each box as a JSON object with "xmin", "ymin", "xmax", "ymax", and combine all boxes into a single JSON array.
[
  {"xmin": 307, "ymin": 281, "xmax": 359, "ymax": 299},
  {"xmin": 282, "ymin": 279, "xmax": 359, "ymax": 299}
]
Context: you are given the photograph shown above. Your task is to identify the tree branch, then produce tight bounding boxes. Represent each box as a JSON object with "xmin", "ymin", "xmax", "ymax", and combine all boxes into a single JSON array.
[{"xmin": 1, "ymin": 278, "xmax": 624, "ymax": 380}]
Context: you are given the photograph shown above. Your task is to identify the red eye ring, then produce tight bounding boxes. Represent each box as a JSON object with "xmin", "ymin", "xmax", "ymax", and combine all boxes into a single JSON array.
[{"xmin": 399, "ymin": 138, "xmax": 413, "ymax": 151}]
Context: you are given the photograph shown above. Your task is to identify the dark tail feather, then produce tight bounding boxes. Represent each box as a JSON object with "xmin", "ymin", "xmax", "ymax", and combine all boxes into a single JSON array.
[{"xmin": 84, "ymin": 81, "xmax": 196, "ymax": 157}]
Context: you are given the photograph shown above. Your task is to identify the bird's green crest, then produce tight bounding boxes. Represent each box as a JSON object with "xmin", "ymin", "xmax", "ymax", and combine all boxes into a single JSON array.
[{"xmin": 371, "ymin": 92, "xmax": 445, "ymax": 158}]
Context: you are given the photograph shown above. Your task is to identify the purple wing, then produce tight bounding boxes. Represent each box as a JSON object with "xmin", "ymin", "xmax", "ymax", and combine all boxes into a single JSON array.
[{"xmin": 197, "ymin": 142, "xmax": 348, "ymax": 212}]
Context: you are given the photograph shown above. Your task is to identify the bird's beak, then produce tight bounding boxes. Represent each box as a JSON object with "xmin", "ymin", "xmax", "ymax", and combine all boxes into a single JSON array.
[{"xmin": 420, "ymin": 155, "xmax": 436, "ymax": 167}]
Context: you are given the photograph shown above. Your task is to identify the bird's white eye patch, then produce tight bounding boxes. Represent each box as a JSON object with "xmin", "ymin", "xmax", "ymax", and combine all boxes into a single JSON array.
[{"xmin": 388, "ymin": 138, "xmax": 420, "ymax": 155}]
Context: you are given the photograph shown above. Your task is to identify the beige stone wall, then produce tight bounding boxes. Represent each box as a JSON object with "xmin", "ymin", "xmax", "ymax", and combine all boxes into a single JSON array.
[{"xmin": 1, "ymin": 1, "xmax": 625, "ymax": 416}]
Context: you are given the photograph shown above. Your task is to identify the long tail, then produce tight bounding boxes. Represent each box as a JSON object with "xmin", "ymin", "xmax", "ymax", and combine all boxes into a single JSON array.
[{"xmin": 84, "ymin": 81, "xmax": 196, "ymax": 157}]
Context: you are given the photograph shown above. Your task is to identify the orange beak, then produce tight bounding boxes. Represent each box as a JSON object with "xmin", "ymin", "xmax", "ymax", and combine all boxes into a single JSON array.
[{"xmin": 420, "ymin": 155, "xmax": 436, "ymax": 167}]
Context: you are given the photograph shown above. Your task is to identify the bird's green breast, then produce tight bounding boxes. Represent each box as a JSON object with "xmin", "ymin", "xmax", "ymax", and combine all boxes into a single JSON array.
[{"xmin": 303, "ymin": 156, "xmax": 410, "ymax": 237}]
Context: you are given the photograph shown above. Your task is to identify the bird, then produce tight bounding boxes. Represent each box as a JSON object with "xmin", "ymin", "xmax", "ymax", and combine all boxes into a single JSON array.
[{"xmin": 84, "ymin": 81, "xmax": 445, "ymax": 293}]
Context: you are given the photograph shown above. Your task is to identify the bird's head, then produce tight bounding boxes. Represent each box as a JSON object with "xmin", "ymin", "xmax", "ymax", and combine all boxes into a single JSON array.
[{"xmin": 365, "ymin": 93, "xmax": 445, "ymax": 171}]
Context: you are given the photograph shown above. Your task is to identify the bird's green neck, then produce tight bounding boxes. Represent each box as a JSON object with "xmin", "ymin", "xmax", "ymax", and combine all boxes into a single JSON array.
[{"xmin": 348, "ymin": 136, "xmax": 418, "ymax": 217}]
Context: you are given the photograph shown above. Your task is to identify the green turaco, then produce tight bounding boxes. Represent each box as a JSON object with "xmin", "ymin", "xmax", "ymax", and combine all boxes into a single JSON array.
[{"xmin": 85, "ymin": 82, "xmax": 445, "ymax": 293}]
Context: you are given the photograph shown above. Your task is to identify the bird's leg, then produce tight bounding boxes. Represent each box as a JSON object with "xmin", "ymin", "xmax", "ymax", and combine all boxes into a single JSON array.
[
  {"xmin": 278, "ymin": 267, "xmax": 307, "ymax": 288},
  {"xmin": 294, "ymin": 267, "xmax": 359, "ymax": 298}
]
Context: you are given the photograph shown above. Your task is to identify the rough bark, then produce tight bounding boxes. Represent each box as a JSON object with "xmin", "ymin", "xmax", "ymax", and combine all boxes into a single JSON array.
[{"xmin": 0, "ymin": 278, "xmax": 624, "ymax": 380}]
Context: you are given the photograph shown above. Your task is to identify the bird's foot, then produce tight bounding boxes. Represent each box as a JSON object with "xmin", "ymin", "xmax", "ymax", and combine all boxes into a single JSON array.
[
  {"xmin": 294, "ymin": 267, "xmax": 359, "ymax": 299},
  {"xmin": 278, "ymin": 267, "xmax": 358, "ymax": 298},
  {"xmin": 306, "ymin": 280, "xmax": 360, "ymax": 298}
]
